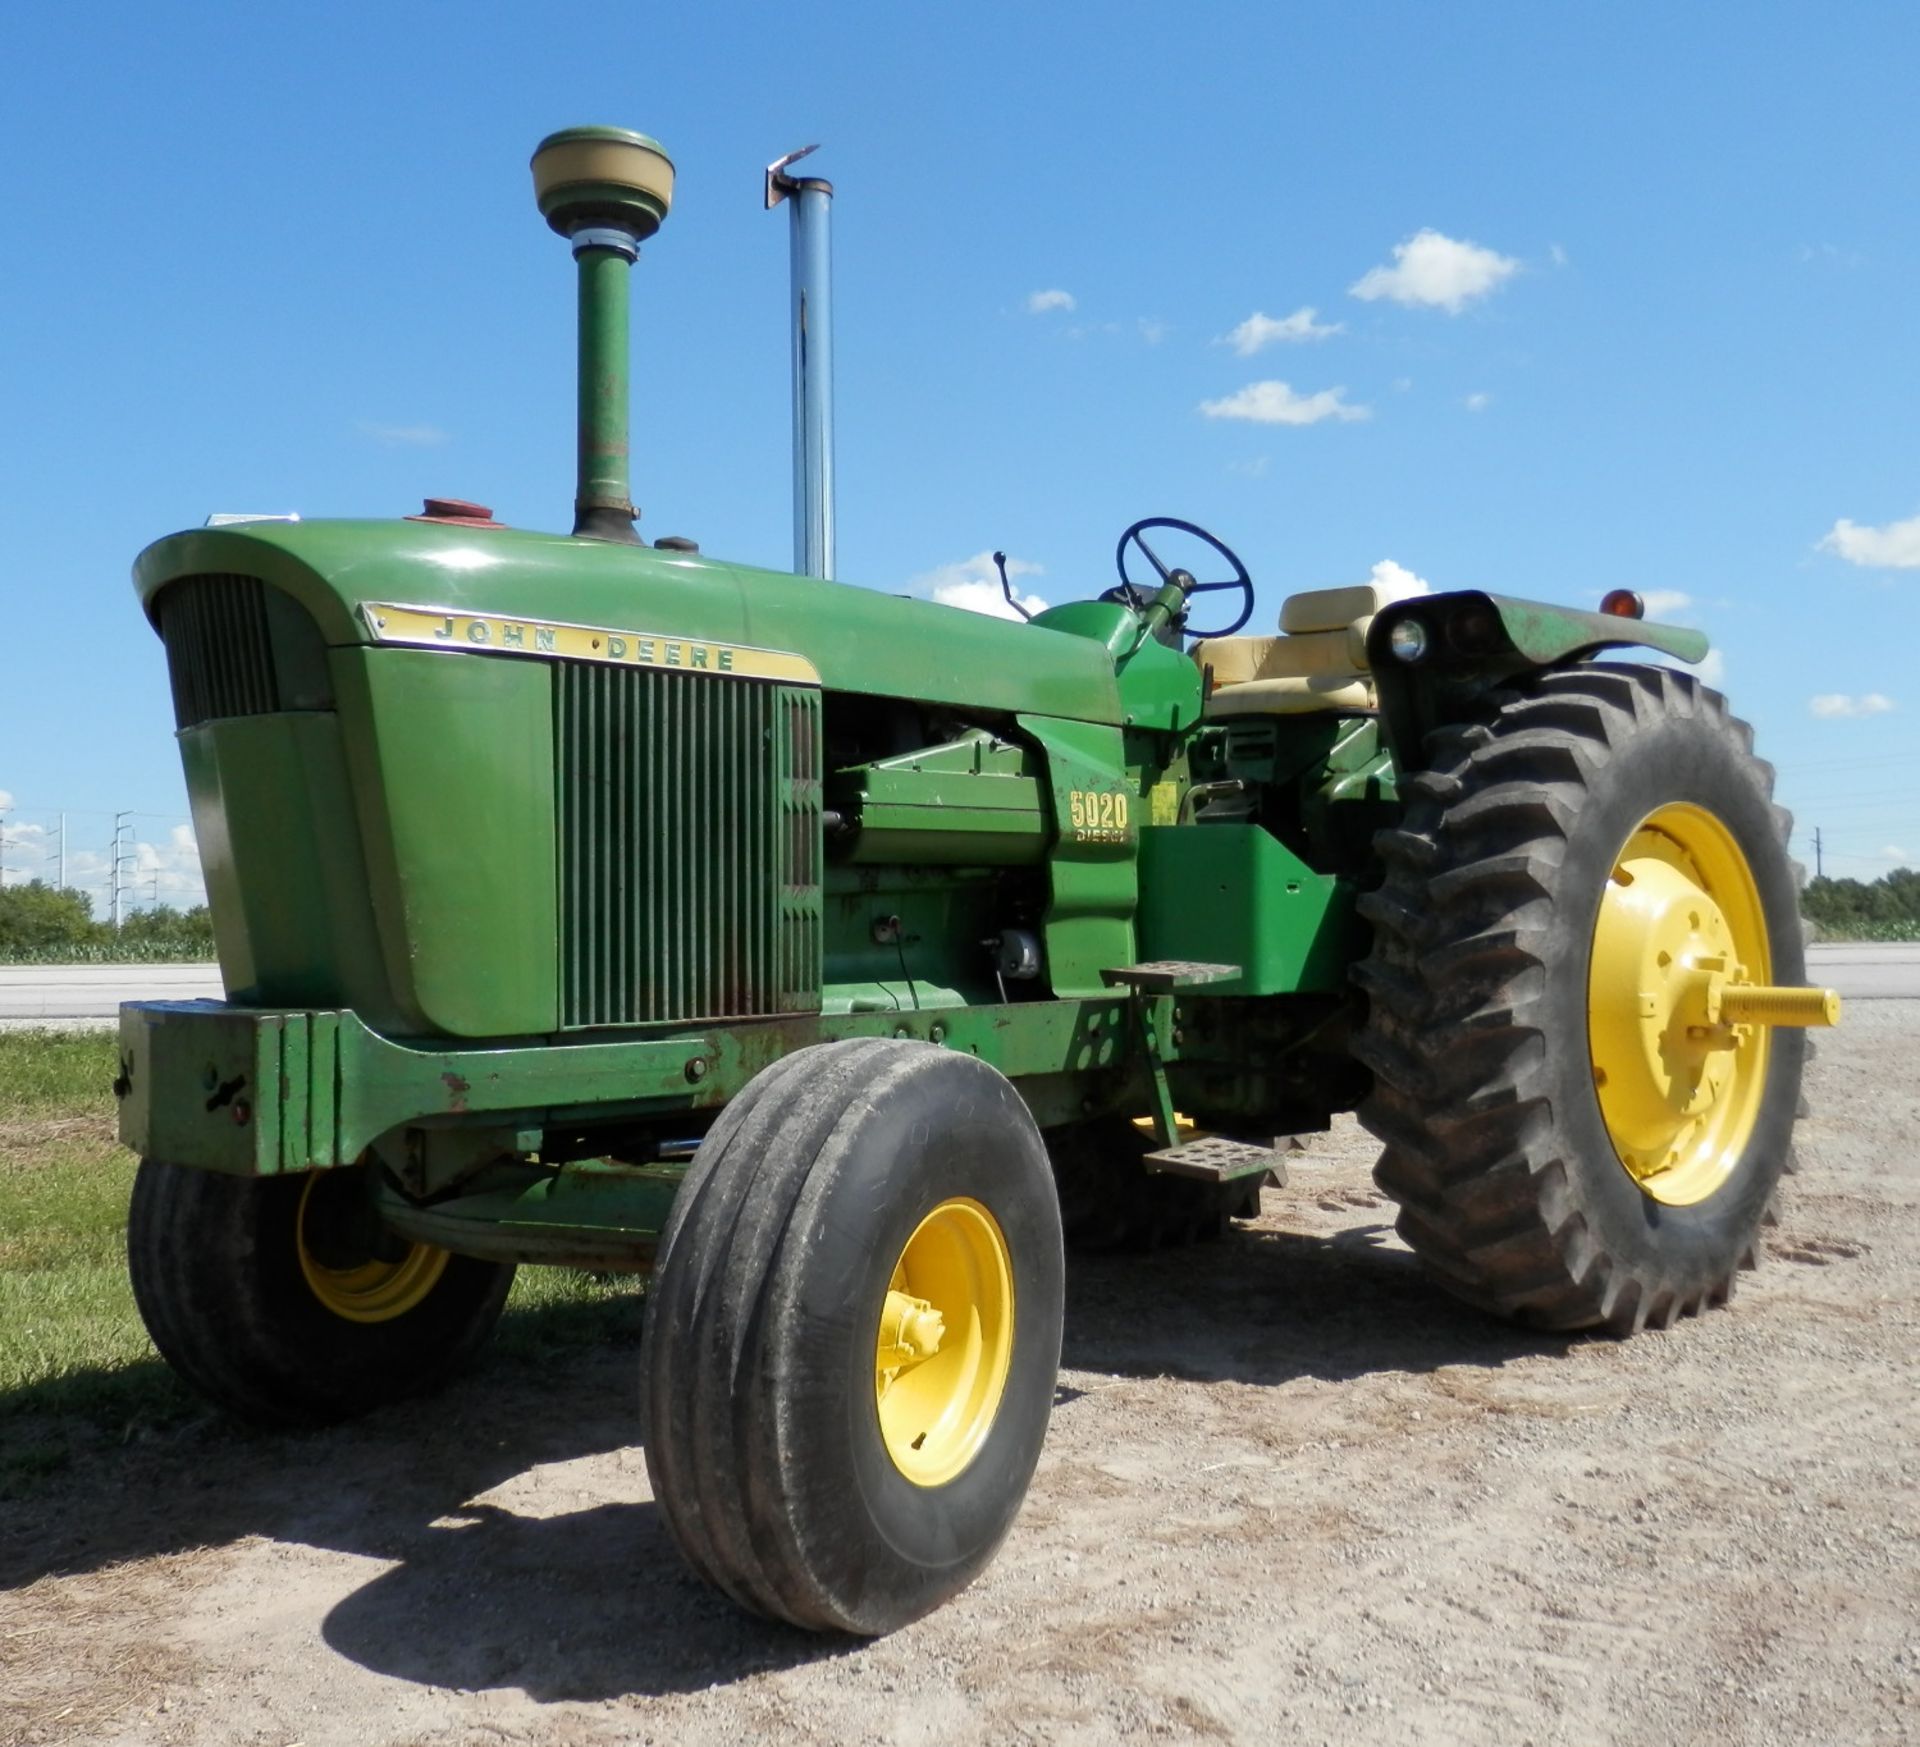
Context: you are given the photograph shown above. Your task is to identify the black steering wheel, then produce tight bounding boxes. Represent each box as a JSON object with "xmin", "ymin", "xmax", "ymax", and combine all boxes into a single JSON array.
[{"xmin": 1111, "ymin": 517, "xmax": 1255, "ymax": 639}]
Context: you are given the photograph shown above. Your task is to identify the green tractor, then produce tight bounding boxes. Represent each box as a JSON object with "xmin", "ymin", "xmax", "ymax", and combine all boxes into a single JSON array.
[{"xmin": 116, "ymin": 126, "xmax": 1840, "ymax": 1635}]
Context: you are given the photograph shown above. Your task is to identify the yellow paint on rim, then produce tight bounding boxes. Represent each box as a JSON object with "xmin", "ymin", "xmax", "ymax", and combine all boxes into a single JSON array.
[
  {"xmin": 874, "ymin": 1198, "xmax": 1015, "ymax": 1488},
  {"xmin": 1587, "ymin": 802, "xmax": 1771, "ymax": 1206},
  {"xmin": 296, "ymin": 1176, "xmax": 450, "ymax": 1324}
]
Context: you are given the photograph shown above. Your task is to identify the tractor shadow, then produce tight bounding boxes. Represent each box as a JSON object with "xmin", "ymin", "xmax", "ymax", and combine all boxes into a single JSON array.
[
  {"xmin": 1059, "ymin": 1215, "xmax": 1569, "ymax": 1389},
  {"xmin": 2, "ymin": 1211, "xmax": 1562, "ymax": 1702},
  {"xmin": 0, "ymin": 1291, "xmax": 845, "ymax": 1698}
]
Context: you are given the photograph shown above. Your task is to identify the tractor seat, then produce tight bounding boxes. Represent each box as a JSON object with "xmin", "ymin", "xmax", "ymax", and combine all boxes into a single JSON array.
[{"xmin": 1192, "ymin": 582, "xmax": 1397, "ymax": 717}]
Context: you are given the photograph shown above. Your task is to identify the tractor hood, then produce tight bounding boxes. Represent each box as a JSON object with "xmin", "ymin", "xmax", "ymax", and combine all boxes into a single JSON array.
[{"xmin": 134, "ymin": 518, "xmax": 1126, "ymax": 728}]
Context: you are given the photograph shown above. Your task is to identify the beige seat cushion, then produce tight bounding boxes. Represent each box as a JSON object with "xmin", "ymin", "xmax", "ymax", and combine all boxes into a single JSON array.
[
  {"xmin": 1199, "ymin": 672, "xmax": 1375, "ymax": 716},
  {"xmin": 1278, "ymin": 582, "xmax": 1399, "ymax": 635},
  {"xmin": 1192, "ymin": 587, "xmax": 1384, "ymax": 717}
]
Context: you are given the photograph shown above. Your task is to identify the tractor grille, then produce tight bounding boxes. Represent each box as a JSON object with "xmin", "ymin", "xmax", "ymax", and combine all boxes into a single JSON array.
[
  {"xmin": 155, "ymin": 574, "xmax": 281, "ymax": 729},
  {"xmin": 555, "ymin": 663, "xmax": 823, "ymax": 1027}
]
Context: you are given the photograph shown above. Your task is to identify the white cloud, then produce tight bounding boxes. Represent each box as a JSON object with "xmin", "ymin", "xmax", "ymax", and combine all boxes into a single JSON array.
[
  {"xmin": 1198, "ymin": 380, "xmax": 1370, "ymax": 426},
  {"xmin": 1026, "ymin": 289, "xmax": 1075, "ymax": 315},
  {"xmin": 1881, "ymin": 845, "xmax": 1914, "ymax": 863},
  {"xmin": 1640, "ymin": 590, "xmax": 1693, "ymax": 619},
  {"xmin": 1463, "ymin": 391, "xmax": 1491, "ymax": 412},
  {"xmin": 1350, "ymin": 229, "xmax": 1519, "ymax": 314},
  {"xmin": 1228, "ymin": 456, "xmax": 1271, "ymax": 478},
  {"xmin": 1809, "ymin": 692, "xmax": 1896, "ymax": 719},
  {"xmin": 1549, "ymin": 243, "xmax": 1569, "ymax": 267},
  {"xmin": 930, "ymin": 579, "xmax": 1049, "ymax": 620},
  {"xmin": 1694, "ymin": 647, "xmax": 1727, "ymax": 686},
  {"xmin": 1222, "ymin": 307, "xmax": 1343, "ymax": 355},
  {"xmin": 0, "ymin": 788, "xmax": 13, "ymax": 810},
  {"xmin": 1819, "ymin": 513, "xmax": 1920, "ymax": 570},
  {"xmin": 1137, "ymin": 318, "xmax": 1169, "ymax": 344},
  {"xmin": 1367, "ymin": 560, "xmax": 1430, "ymax": 602},
  {"xmin": 908, "ymin": 552, "xmax": 1049, "ymax": 621},
  {"xmin": 359, "ymin": 421, "xmax": 448, "ymax": 447}
]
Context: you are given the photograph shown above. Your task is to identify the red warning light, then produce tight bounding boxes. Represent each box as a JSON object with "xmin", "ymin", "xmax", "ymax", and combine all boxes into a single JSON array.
[{"xmin": 1600, "ymin": 589, "xmax": 1644, "ymax": 619}]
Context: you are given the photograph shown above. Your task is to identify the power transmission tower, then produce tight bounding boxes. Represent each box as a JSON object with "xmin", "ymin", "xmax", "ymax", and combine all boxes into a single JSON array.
[{"xmin": 111, "ymin": 812, "xmax": 136, "ymax": 928}]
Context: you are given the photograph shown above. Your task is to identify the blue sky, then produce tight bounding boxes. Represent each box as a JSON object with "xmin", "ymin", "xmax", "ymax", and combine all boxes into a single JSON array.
[{"xmin": 3, "ymin": 1, "xmax": 1917, "ymax": 907}]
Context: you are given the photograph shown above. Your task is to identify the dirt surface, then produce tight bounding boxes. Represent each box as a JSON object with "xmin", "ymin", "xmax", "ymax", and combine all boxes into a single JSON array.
[{"xmin": 4, "ymin": 1004, "xmax": 1916, "ymax": 1746}]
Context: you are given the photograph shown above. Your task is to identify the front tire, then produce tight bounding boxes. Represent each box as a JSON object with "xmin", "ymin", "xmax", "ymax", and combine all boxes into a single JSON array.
[
  {"xmin": 128, "ymin": 1160, "xmax": 515, "ymax": 1425},
  {"xmin": 1355, "ymin": 664, "xmax": 1807, "ymax": 1333},
  {"xmin": 640, "ymin": 1039, "xmax": 1064, "ymax": 1635}
]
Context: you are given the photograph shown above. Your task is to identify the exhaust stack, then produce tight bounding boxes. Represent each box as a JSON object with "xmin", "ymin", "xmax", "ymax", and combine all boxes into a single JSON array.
[
  {"xmin": 531, "ymin": 127, "xmax": 675, "ymax": 543},
  {"xmin": 766, "ymin": 147, "xmax": 836, "ymax": 580}
]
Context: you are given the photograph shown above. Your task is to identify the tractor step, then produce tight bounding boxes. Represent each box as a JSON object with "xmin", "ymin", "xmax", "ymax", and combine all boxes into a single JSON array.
[
  {"xmin": 1101, "ymin": 960, "xmax": 1240, "ymax": 994},
  {"xmin": 1143, "ymin": 1134, "xmax": 1282, "ymax": 1185}
]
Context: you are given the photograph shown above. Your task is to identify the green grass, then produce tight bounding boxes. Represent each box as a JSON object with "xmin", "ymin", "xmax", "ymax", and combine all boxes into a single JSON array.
[
  {"xmin": 0, "ymin": 1029, "xmax": 641, "ymax": 1498},
  {"xmin": 0, "ymin": 942, "xmax": 216, "ymax": 965},
  {"xmin": 1809, "ymin": 918, "xmax": 1920, "ymax": 943}
]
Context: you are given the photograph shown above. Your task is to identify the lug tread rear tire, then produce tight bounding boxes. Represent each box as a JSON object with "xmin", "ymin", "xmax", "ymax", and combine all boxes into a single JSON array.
[{"xmin": 1355, "ymin": 664, "xmax": 1804, "ymax": 1334}]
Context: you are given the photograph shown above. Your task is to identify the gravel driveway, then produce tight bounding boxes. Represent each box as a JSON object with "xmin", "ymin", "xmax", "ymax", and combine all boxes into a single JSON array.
[{"xmin": 3, "ymin": 1002, "xmax": 1915, "ymax": 1746}]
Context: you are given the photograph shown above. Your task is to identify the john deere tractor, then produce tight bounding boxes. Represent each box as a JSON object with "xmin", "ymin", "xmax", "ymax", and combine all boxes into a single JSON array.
[{"xmin": 115, "ymin": 127, "xmax": 1840, "ymax": 1635}]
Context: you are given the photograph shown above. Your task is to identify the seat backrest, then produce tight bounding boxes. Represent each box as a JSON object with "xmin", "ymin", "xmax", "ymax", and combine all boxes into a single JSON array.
[{"xmin": 1191, "ymin": 583, "xmax": 1403, "ymax": 718}]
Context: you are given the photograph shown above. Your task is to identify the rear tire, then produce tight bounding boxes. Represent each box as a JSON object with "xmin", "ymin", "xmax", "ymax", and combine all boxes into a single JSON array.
[
  {"xmin": 1355, "ymin": 664, "xmax": 1806, "ymax": 1333},
  {"xmin": 640, "ymin": 1039, "xmax": 1064, "ymax": 1635},
  {"xmin": 128, "ymin": 1160, "xmax": 515, "ymax": 1426}
]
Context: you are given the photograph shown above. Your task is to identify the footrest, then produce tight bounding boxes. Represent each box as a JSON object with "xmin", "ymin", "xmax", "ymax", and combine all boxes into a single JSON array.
[
  {"xmin": 1101, "ymin": 960, "xmax": 1240, "ymax": 994},
  {"xmin": 1143, "ymin": 1134, "xmax": 1279, "ymax": 1184}
]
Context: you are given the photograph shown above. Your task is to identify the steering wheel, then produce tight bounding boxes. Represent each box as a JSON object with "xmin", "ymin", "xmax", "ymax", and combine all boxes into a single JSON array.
[{"xmin": 1111, "ymin": 517, "xmax": 1255, "ymax": 639}]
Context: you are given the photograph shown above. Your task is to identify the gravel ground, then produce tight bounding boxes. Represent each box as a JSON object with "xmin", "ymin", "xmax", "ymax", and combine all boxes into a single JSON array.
[{"xmin": 2, "ymin": 1002, "xmax": 1915, "ymax": 1746}]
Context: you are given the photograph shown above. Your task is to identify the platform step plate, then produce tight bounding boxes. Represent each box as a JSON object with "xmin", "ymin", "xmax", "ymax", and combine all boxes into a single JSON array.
[
  {"xmin": 1143, "ymin": 1134, "xmax": 1281, "ymax": 1184},
  {"xmin": 1101, "ymin": 959, "xmax": 1240, "ymax": 994}
]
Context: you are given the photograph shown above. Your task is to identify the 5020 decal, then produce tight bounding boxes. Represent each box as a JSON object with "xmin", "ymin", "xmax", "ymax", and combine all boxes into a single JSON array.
[{"xmin": 1067, "ymin": 789, "xmax": 1131, "ymax": 844}]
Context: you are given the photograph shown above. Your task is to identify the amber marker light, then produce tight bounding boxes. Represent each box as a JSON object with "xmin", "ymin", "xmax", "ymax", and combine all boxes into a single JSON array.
[{"xmin": 1600, "ymin": 589, "xmax": 1645, "ymax": 619}]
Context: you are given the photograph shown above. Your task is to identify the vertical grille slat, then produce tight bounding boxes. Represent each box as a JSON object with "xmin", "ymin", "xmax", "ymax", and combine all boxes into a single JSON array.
[
  {"xmin": 155, "ymin": 574, "xmax": 281, "ymax": 728},
  {"xmin": 555, "ymin": 664, "xmax": 822, "ymax": 1027}
]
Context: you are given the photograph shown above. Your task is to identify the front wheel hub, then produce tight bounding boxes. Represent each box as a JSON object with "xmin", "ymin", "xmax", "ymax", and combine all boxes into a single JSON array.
[
  {"xmin": 873, "ymin": 1198, "xmax": 1014, "ymax": 1488},
  {"xmin": 296, "ymin": 1173, "xmax": 450, "ymax": 1323}
]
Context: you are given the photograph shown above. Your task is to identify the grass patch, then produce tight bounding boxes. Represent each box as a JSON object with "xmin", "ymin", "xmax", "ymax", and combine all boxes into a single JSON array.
[
  {"xmin": 0, "ymin": 1028, "xmax": 121, "ymax": 1122},
  {"xmin": 0, "ymin": 1028, "xmax": 642, "ymax": 1500}
]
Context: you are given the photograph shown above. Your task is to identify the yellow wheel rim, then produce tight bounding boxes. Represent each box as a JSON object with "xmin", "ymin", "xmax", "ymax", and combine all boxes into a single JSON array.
[
  {"xmin": 874, "ymin": 1197, "xmax": 1015, "ymax": 1488},
  {"xmin": 1588, "ymin": 802, "xmax": 1770, "ymax": 1206},
  {"xmin": 296, "ymin": 1175, "xmax": 450, "ymax": 1324}
]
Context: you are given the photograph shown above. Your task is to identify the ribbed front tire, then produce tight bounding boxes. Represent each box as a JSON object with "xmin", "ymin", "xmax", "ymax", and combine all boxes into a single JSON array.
[
  {"xmin": 128, "ymin": 1160, "xmax": 515, "ymax": 1426},
  {"xmin": 640, "ymin": 1039, "xmax": 1064, "ymax": 1635},
  {"xmin": 1354, "ymin": 664, "xmax": 1807, "ymax": 1333}
]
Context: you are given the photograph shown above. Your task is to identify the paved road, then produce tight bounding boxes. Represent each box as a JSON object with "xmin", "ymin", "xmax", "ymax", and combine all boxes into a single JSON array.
[
  {"xmin": 1806, "ymin": 941, "xmax": 1920, "ymax": 1001},
  {"xmin": 0, "ymin": 962, "xmax": 223, "ymax": 1029},
  {"xmin": 0, "ymin": 944, "xmax": 1912, "ymax": 1030}
]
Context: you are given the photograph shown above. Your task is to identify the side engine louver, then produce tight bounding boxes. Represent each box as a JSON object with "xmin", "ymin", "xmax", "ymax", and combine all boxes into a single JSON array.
[
  {"xmin": 155, "ymin": 574, "xmax": 281, "ymax": 729},
  {"xmin": 555, "ymin": 663, "xmax": 823, "ymax": 1027}
]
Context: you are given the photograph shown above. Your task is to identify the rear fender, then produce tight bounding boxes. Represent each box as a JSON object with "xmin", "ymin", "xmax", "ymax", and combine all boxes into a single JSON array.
[{"xmin": 1365, "ymin": 591, "xmax": 1710, "ymax": 769}]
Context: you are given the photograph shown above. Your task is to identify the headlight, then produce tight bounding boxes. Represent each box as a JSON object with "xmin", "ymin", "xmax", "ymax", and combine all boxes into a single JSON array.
[{"xmin": 1388, "ymin": 618, "xmax": 1429, "ymax": 663}]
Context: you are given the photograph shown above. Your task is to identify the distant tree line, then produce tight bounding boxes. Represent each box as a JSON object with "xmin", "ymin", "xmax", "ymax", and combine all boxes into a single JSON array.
[
  {"xmin": 0, "ymin": 880, "xmax": 217, "ymax": 963},
  {"xmin": 3, "ymin": 867, "xmax": 1914, "ymax": 962},
  {"xmin": 1800, "ymin": 868, "xmax": 1920, "ymax": 943}
]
